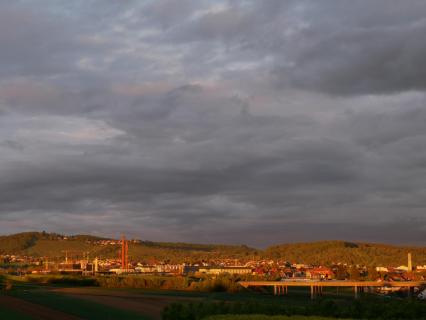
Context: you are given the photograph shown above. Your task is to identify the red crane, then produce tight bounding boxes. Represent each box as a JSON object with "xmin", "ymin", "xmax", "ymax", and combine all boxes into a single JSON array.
[{"xmin": 120, "ymin": 235, "xmax": 129, "ymax": 272}]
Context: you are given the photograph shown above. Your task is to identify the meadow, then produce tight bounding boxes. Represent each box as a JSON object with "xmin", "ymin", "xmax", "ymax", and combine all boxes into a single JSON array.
[
  {"xmin": 11, "ymin": 289, "xmax": 149, "ymax": 320},
  {"xmin": 1, "ymin": 274, "xmax": 426, "ymax": 320},
  {"xmin": 0, "ymin": 306, "xmax": 33, "ymax": 320}
]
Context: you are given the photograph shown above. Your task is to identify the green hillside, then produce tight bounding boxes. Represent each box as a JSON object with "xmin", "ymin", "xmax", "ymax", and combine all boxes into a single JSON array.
[
  {"xmin": 0, "ymin": 232, "xmax": 258, "ymax": 263},
  {"xmin": 1, "ymin": 232, "xmax": 425, "ymax": 266},
  {"xmin": 264, "ymin": 240, "xmax": 426, "ymax": 266},
  {"xmin": 129, "ymin": 241, "xmax": 258, "ymax": 263}
]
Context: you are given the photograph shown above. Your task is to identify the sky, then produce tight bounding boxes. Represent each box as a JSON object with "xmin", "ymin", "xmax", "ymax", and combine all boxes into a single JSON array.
[{"xmin": 1, "ymin": 0, "xmax": 426, "ymax": 247}]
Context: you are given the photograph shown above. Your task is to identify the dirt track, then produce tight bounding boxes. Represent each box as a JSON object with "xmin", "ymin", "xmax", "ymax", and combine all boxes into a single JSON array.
[
  {"xmin": 53, "ymin": 288, "xmax": 203, "ymax": 320},
  {"xmin": 0, "ymin": 295, "xmax": 82, "ymax": 320}
]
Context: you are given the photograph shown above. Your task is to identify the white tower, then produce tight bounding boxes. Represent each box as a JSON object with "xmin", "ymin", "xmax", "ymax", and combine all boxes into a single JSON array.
[
  {"xmin": 408, "ymin": 253, "xmax": 412, "ymax": 272},
  {"xmin": 94, "ymin": 257, "xmax": 99, "ymax": 273}
]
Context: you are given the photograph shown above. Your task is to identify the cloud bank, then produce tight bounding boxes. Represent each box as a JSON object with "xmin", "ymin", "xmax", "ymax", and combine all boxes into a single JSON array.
[{"xmin": 1, "ymin": 0, "xmax": 426, "ymax": 246}]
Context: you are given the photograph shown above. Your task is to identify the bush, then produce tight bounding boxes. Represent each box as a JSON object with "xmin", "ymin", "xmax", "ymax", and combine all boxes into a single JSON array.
[
  {"xmin": 2, "ymin": 279, "xmax": 13, "ymax": 293},
  {"xmin": 23, "ymin": 275, "xmax": 98, "ymax": 287},
  {"xmin": 95, "ymin": 274, "xmax": 247, "ymax": 292},
  {"xmin": 96, "ymin": 275, "xmax": 189, "ymax": 290},
  {"xmin": 48, "ymin": 277, "xmax": 98, "ymax": 286}
]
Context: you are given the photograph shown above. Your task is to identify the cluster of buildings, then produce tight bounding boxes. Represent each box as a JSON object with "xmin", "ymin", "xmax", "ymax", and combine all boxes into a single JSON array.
[
  {"xmin": 2, "ymin": 253, "xmax": 424, "ymax": 283},
  {"xmin": 2, "ymin": 247, "xmax": 425, "ymax": 284}
]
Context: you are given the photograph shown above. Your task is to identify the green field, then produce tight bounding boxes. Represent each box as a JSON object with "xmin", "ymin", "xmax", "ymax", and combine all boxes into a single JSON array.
[
  {"xmin": 3, "ymin": 275, "xmax": 426, "ymax": 320},
  {"xmin": 0, "ymin": 306, "xmax": 33, "ymax": 320},
  {"xmin": 11, "ymin": 290, "xmax": 149, "ymax": 320}
]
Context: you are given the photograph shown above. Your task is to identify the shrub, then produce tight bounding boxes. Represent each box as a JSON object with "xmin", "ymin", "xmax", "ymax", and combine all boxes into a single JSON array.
[{"xmin": 2, "ymin": 279, "xmax": 13, "ymax": 293}]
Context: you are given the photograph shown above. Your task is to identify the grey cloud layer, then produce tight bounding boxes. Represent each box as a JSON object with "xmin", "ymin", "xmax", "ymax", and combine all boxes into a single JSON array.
[{"xmin": 0, "ymin": 0, "xmax": 425, "ymax": 246}]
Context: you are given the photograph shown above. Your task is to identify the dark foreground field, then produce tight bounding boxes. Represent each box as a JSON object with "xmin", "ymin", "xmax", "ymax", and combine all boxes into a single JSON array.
[
  {"xmin": 1, "ymin": 276, "xmax": 426, "ymax": 320},
  {"xmin": 1, "ymin": 285, "xmax": 187, "ymax": 320},
  {"xmin": 0, "ymin": 288, "xmax": 352, "ymax": 320}
]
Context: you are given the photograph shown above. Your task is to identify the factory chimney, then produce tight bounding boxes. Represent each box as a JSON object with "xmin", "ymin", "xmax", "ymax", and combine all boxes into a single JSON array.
[{"xmin": 121, "ymin": 235, "xmax": 128, "ymax": 272}]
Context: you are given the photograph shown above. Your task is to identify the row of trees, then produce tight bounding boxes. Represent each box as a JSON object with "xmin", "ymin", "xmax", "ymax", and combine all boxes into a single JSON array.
[
  {"xmin": 96, "ymin": 273, "xmax": 258, "ymax": 292},
  {"xmin": 162, "ymin": 299, "xmax": 426, "ymax": 320}
]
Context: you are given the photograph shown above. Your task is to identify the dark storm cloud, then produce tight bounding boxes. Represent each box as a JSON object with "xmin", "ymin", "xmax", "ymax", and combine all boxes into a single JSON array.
[
  {"xmin": 0, "ymin": 0, "xmax": 425, "ymax": 245},
  {"xmin": 164, "ymin": 0, "xmax": 426, "ymax": 95},
  {"xmin": 273, "ymin": 1, "xmax": 426, "ymax": 95}
]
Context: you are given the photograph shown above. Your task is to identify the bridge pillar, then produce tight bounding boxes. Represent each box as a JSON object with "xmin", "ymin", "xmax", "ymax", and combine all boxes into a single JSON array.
[
  {"xmin": 311, "ymin": 285, "xmax": 319, "ymax": 300},
  {"xmin": 274, "ymin": 285, "xmax": 277, "ymax": 295},
  {"xmin": 354, "ymin": 285, "xmax": 358, "ymax": 299}
]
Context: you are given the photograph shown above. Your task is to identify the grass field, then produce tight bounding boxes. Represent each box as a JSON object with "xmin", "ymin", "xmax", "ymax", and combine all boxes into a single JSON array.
[
  {"xmin": 3, "ymin": 275, "xmax": 426, "ymax": 320},
  {"xmin": 0, "ymin": 305, "xmax": 33, "ymax": 320},
  {"xmin": 11, "ymin": 289, "xmax": 150, "ymax": 320}
]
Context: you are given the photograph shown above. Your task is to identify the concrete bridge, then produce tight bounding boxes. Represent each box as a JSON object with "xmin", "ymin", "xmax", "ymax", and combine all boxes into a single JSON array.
[{"xmin": 239, "ymin": 280, "xmax": 426, "ymax": 299}]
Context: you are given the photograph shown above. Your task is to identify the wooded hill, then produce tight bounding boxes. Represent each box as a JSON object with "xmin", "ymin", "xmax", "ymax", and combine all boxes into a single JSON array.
[
  {"xmin": 0, "ymin": 232, "xmax": 258, "ymax": 264},
  {"xmin": 1, "ymin": 232, "xmax": 425, "ymax": 266},
  {"xmin": 265, "ymin": 240, "xmax": 426, "ymax": 267}
]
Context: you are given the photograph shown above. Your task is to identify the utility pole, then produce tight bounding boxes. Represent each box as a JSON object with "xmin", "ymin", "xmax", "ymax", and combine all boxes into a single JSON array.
[{"xmin": 62, "ymin": 250, "xmax": 68, "ymax": 263}]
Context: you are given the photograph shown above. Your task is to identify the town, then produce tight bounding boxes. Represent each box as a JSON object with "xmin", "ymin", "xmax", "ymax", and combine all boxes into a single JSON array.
[
  {"xmin": 2, "ymin": 235, "xmax": 426, "ymax": 300},
  {"xmin": 2, "ymin": 233, "xmax": 426, "ymax": 319}
]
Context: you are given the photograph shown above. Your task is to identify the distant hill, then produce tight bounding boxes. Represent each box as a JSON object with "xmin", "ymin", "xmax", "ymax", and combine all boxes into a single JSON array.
[
  {"xmin": 0, "ymin": 232, "xmax": 258, "ymax": 264},
  {"xmin": 1, "ymin": 232, "xmax": 425, "ymax": 266},
  {"xmin": 264, "ymin": 240, "xmax": 426, "ymax": 266}
]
